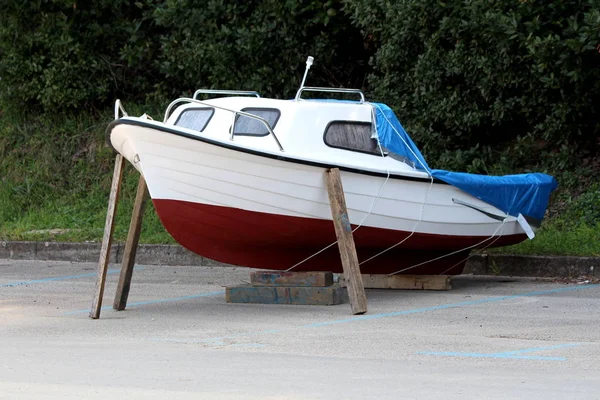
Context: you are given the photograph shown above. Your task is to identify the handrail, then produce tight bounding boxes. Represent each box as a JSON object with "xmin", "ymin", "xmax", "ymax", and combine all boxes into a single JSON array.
[
  {"xmin": 114, "ymin": 99, "xmax": 128, "ymax": 120},
  {"xmin": 294, "ymin": 86, "xmax": 365, "ymax": 103},
  {"xmin": 193, "ymin": 89, "xmax": 260, "ymax": 99},
  {"xmin": 164, "ymin": 98, "xmax": 284, "ymax": 152}
]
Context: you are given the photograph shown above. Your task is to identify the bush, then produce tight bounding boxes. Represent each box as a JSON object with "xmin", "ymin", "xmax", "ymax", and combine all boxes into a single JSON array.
[
  {"xmin": 1, "ymin": 0, "xmax": 598, "ymax": 183},
  {"xmin": 560, "ymin": 184, "xmax": 600, "ymax": 227},
  {"xmin": 152, "ymin": 0, "xmax": 369, "ymax": 99},
  {"xmin": 0, "ymin": 0, "xmax": 369, "ymax": 113},
  {"xmin": 345, "ymin": 0, "xmax": 600, "ymax": 174},
  {"xmin": 0, "ymin": 0, "xmax": 162, "ymax": 113}
]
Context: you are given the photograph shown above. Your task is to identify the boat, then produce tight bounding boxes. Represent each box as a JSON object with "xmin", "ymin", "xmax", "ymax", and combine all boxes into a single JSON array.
[{"xmin": 107, "ymin": 57, "xmax": 557, "ymax": 275}]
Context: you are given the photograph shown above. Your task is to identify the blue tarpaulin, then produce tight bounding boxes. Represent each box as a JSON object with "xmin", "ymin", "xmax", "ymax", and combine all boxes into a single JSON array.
[{"xmin": 371, "ymin": 103, "xmax": 558, "ymax": 220}]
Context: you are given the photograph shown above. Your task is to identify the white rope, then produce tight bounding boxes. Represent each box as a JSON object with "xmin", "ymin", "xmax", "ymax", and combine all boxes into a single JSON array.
[
  {"xmin": 355, "ymin": 103, "xmax": 435, "ymax": 268},
  {"xmin": 387, "ymin": 218, "xmax": 509, "ymax": 276},
  {"xmin": 358, "ymin": 174, "xmax": 435, "ymax": 266},
  {"xmin": 370, "ymin": 102, "xmax": 433, "ymax": 175},
  {"xmin": 437, "ymin": 220, "xmax": 507, "ymax": 276},
  {"xmin": 286, "ymin": 102, "xmax": 509, "ymax": 276},
  {"xmin": 358, "ymin": 103, "xmax": 513, "ymax": 276},
  {"xmin": 285, "ymin": 140, "xmax": 391, "ymax": 272}
]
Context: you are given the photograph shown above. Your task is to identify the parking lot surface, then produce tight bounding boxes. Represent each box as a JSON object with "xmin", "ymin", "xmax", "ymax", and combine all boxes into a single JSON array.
[{"xmin": 1, "ymin": 259, "xmax": 599, "ymax": 399}]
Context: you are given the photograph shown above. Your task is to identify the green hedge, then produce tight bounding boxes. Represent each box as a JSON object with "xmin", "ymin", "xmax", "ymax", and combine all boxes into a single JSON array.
[
  {"xmin": 345, "ymin": 0, "xmax": 600, "ymax": 174},
  {"xmin": 153, "ymin": 0, "xmax": 369, "ymax": 99},
  {"xmin": 0, "ymin": 0, "xmax": 162, "ymax": 112},
  {"xmin": 1, "ymin": 0, "xmax": 599, "ymax": 176},
  {"xmin": 0, "ymin": 0, "xmax": 368, "ymax": 111}
]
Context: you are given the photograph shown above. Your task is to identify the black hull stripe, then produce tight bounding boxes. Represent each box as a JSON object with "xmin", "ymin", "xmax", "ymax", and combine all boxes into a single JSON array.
[{"xmin": 107, "ymin": 119, "xmax": 448, "ymax": 185}]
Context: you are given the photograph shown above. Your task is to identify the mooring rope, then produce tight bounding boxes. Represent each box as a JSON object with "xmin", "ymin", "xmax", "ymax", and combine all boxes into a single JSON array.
[
  {"xmin": 357, "ymin": 103, "xmax": 508, "ymax": 276},
  {"xmin": 285, "ymin": 137, "xmax": 391, "ymax": 272},
  {"xmin": 357, "ymin": 175, "xmax": 435, "ymax": 267},
  {"xmin": 370, "ymin": 103, "xmax": 432, "ymax": 175},
  {"xmin": 436, "ymin": 219, "xmax": 508, "ymax": 276},
  {"xmin": 386, "ymin": 218, "xmax": 509, "ymax": 276},
  {"xmin": 286, "ymin": 102, "xmax": 508, "ymax": 275}
]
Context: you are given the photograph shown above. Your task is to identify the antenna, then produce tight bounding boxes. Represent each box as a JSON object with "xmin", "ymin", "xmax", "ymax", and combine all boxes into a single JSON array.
[{"xmin": 299, "ymin": 56, "xmax": 314, "ymax": 89}]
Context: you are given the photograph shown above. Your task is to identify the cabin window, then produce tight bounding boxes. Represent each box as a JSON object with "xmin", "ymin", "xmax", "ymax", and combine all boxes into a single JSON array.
[
  {"xmin": 233, "ymin": 108, "xmax": 280, "ymax": 136},
  {"xmin": 174, "ymin": 107, "xmax": 215, "ymax": 132},
  {"xmin": 324, "ymin": 121, "xmax": 381, "ymax": 155}
]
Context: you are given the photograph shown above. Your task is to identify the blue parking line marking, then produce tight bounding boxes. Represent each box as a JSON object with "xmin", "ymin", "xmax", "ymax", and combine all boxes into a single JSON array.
[
  {"xmin": 303, "ymin": 284, "xmax": 600, "ymax": 328},
  {"xmin": 417, "ymin": 351, "xmax": 567, "ymax": 361},
  {"xmin": 1, "ymin": 266, "xmax": 145, "ymax": 288},
  {"xmin": 64, "ymin": 290, "xmax": 225, "ymax": 315},
  {"xmin": 418, "ymin": 343, "xmax": 583, "ymax": 361},
  {"xmin": 154, "ymin": 284, "xmax": 599, "ymax": 347},
  {"xmin": 492, "ymin": 343, "xmax": 582, "ymax": 356},
  {"xmin": 1, "ymin": 268, "xmax": 120, "ymax": 287}
]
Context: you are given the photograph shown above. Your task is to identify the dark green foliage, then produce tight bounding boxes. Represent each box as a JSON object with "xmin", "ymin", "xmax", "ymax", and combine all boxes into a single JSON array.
[
  {"xmin": 559, "ymin": 184, "xmax": 600, "ymax": 227},
  {"xmin": 0, "ymin": 0, "xmax": 162, "ymax": 112},
  {"xmin": 151, "ymin": 0, "xmax": 369, "ymax": 98},
  {"xmin": 345, "ymin": 0, "xmax": 600, "ymax": 173},
  {"xmin": 1, "ymin": 0, "xmax": 599, "ymax": 250},
  {"xmin": 0, "ymin": 0, "xmax": 368, "ymax": 112}
]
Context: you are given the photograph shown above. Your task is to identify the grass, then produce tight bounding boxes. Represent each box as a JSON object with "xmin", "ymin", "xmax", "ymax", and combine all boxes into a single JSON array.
[
  {"xmin": 0, "ymin": 102, "xmax": 173, "ymax": 244},
  {"xmin": 0, "ymin": 169, "xmax": 175, "ymax": 244},
  {"xmin": 485, "ymin": 222, "xmax": 600, "ymax": 257},
  {"xmin": 0, "ymin": 104, "xmax": 598, "ymax": 256}
]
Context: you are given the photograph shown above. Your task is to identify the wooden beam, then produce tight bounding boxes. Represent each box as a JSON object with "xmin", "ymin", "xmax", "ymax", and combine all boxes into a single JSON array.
[
  {"xmin": 325, "ymin": 168, "xmax": 367, "ymax": 315},
  {"xmin": 90, "ymin": 154, "xmax": 125, "ymax": 319},
  {"xmin": 340, "ymin": 274, "xmax": 452, "ymax": 291},
  {"xmin": 113, "ymin": 175, "xmax": 149, "ymax": 311},
  {"xmin": 250, "ymin": 271, "xmax": 334, "ymax": 287},
  {"xmin": 226, "ymin": 284, "xmax": 347, "ymax": 306}
]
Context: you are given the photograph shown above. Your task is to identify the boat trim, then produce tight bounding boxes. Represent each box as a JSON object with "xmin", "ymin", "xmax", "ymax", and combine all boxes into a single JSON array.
[
  {"xmin": 294, "ymin": 86, "xmax": 365, "ymax": 103},
  {"xmin": 452, "ymin": 198, "xmax": 506, "ymax": 222},
  {"xmin": 193, "ymin": 89, "xmax": 260, "ymax": 99},
  {"xmin": 233, "ymin": 107, "xmax": 282, "ymax": 137},
  {"xmin": 107, "ymin": 118, "xmax": 447, "ymax": 185},
  {"xmin": 114, "ymin": 99, "xmax": 128, "ymax": 120}
]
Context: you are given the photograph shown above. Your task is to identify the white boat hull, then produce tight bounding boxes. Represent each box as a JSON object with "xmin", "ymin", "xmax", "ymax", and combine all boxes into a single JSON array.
[{"xmin": 109, "ymin": 119, "xmax": 526, "ymax": 274}]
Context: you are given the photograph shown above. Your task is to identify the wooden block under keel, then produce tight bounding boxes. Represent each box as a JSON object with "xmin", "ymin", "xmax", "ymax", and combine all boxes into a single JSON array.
[
  {"xmin": 250, "ymin": 271, "xmax": 334, "ymax": 287},
  {"xmin": 339, "ymin": 274, "xmax": 452, "ymax": 290},
  {"xmin": 226, "ymin": 285, "xmax": 348, "ymax": 306}
]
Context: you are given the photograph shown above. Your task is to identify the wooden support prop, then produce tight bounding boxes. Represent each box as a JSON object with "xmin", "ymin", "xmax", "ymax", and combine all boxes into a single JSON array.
[
  {"xmin": 90, "ymin": 154, "xmax": 125, "ymax": 319},
  {"xmin": 340, "ymin": 274, "xmax": 452, "ymax": 291},
  {"xmin": 325, "ymin": 168, "xmax": 367, "ymax": 315},
  {"xmin": 113, "ymin": 175, "xmax": 149, "ymax": 311}
]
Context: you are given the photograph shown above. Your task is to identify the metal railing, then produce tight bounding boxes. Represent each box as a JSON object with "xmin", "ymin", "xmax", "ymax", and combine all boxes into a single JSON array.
[
  {"xmin": 193, "ymin": 89, "xmax": 260, "ymax": 99},
  {"xmin": 164, "ymin": 98, "xmax": 284, "ymax": 152},
  {"xmin": 114, "ymin": 99, "xmax": 128, "ymax": 120},
  {"xmin": 294, "ymin": 86, "xmax": 365, "ymax": 103}
]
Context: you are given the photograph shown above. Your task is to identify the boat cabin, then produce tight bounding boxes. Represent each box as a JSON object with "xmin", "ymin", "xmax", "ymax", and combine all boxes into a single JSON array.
[{"xmin": 163, "ymin": 89, "xmax": 425, "ymax": 178}]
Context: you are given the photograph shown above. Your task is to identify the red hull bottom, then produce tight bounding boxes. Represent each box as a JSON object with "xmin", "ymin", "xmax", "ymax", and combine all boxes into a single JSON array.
[{"xmin": 152, "ymin": 199, "xmax": 525, "ymax": 275}]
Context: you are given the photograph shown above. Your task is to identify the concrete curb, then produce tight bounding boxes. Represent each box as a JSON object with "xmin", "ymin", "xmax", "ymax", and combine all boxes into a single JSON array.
[
  {"xmin": 0, "ymin": 241, "xmax": 207, "ymax": 267},
  {"xmin": 1, "ymin": 241, "xmax": 598, "ymax": 278},
  {"xmin": 463, "ymin": 254, "xmax": 598, "ymax": 278}
]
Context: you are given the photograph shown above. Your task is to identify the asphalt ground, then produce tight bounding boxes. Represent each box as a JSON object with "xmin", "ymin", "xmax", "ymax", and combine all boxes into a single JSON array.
[{"xmin": 1, "ymin": 259, "xmax": 599, "ymax": 399}]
